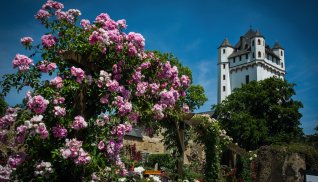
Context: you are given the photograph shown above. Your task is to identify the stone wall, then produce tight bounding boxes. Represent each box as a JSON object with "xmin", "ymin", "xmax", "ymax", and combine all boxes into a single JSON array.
[
  {"xmin": 124, "ymin": 135, "xmax": 204, "ymax": 165},
  {"xmin": 254, "ymin": 146, "xmax": 306, "ymax": 182}
]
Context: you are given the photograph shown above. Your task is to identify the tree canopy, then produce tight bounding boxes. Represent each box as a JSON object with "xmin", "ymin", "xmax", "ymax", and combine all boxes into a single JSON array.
[
  {"xmin": 213, "ymin": 77, "xmax": 303, "ymax": 150},
  {"xmin": 0, "ymin": 1, "xmax": 207, "ymax": 181}
]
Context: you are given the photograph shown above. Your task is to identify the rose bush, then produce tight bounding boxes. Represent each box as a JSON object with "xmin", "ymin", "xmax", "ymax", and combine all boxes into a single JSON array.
[{"xmin": 0, "ymin": 0, "xmax": 207, "ymax": 181}]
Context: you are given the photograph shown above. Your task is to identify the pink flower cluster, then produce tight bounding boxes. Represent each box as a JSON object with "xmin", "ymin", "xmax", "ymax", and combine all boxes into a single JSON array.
[
  {"xmin": 70, "ymin": 66, "xmax": 85, "ymax": 83},
  {"xmin": 111, "ymin": 124, "xmax": 132, "ymax": 139},
  {"xmin": 95, "ymin": 114, "xmax": 109, "ymax": 127},
  {"xmin": 50, "ymin": 76, "xmax": 63, "ymax": 89},
  {"xmin": 181, "ymin": 75, "xmax": 191, "ymax": 88},
  {"xmin": 136, "ymin": 82, "xmax": 148, "ymax": 96},
  {"xmin": 35, "ymin": 123, "xmax": 49, "ymax": 139},
  {"xmin": 152, "ymin": 104, "xmax": 164, "ymax": 120},
  {"xmin": 158, "ymin": 61, "xmax": 178, "ymax": 80},
  {"xmin": 53, "ymin": 96, "xmax": 65, "ymax": 104},
  {"xmin": 55, "ymin": 9, "xmax": 81, "ymax": 23},
  {"xmin": 80, "ymin": 19, "xmax": 91, "ymax": 30},
  {"xmin": 60, "ymin": 138, "xmax": 91, "ymax": 165},
  {"xmin": 20, "ymin": 37, "xmax": 33, "ymax": 46},
  {"xmin": 12, "ymin": 54, "xmax": 33, "ymax": 72},
  {"xmin": 112, "ymin": 96, "xmax": 132, "ymax": 116},
  {"xmin": 52, "ymin": 124, "xmax": 67, "ymax": 138},
  {"xmin": 71, "ymin": 116, "xmax": 87, "ymax": 130},
  {"xmin": 27, "ymin": 95, "xmax": 49, "ymax": 114},
  {"xmin": 0, "ymin": 164, "xmax": 12, "ymax": 180},
  {"xmin": 53, "ymin": 106, "xmax": 66, "ymax": 117},
  {"xmin": 100, "ymin": 94, "xmax": 109, "ymax": 104},
  {"xmin": 159, "ymin": 88, "xmax": 180, "ymax": 107},
  {"xmin": 37, "ymin": 60, "xmax": 57, "ymax": 73},
  {"xmin": 42, "ymin": 0, "xmax": 64, "ymax": 10},
  {"xmin": 15, "ymin": 125, "xmax": 28, "ymax": 144},
  {"xmin": 7, "ymin": 153, "xmax": 25, "ymax": 169},
  {"xmin": 117, "ymin": 19, "xmax": 127, "ymax": 29},
  {"xmin": 95, "ymin": 13, "xmax": 117, "ymax": 30},
  {"xmin": 106, "ymin": 139, "xmax": 123, "ymax": 156},
  {"xmin": 0, "ymin": 108, "xmax": 18, "ymax": 129},
  {"xmin": 35, "ymin": 9, "xmax": 50, "ymax": 22},
  {"xmin": 127, "ymin": 32, "xmax": 145, "ymax": 51},
  {"xmin": 41, "ymin": 34, "xmax": 58, "ymax": 48},
  {"xmin": 97, "ymin": 70, "xmax": 112, "ymax": 88},
  {"xmin": 34, "ymin": 161, "xmax": 53, "ymax": 176}
]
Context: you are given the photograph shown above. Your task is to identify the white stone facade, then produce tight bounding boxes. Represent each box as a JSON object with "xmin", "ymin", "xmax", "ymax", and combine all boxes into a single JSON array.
[{"xmin": 217, "ymin": 29, "xmax": 285, "ymax": 103}]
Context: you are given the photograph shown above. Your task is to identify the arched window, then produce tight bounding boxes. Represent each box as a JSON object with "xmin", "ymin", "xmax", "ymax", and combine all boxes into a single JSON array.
[
  {"xmin": 253, "ymin": 52, "xmax": 255, "ymax": 58},
  {"xmin": 257, "ymin": 39, "xmax": 261, "ymax": 45},
  {"xmin": 244, "ymin": 44, "xmax": 248, "ymax": 49},
  {"xmin": 258, "ymin": 51, "xmax": 261, "ymax": 58},
  {"xmin": 246, "ymin": 54, "xmax": 248, "ymax": 59},
  {"xmin": 252, "ymin": 40, "xmax": 255, "ymax": 46},
  {"xmin": 223, "ymin": 49, "xmax": 225, "ymax": 54},
  {"xmin": 281, "ymin": 51, "xmax": 283, "ymax": 56}
]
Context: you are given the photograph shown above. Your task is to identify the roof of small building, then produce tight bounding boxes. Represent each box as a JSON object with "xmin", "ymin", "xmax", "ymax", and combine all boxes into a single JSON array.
[
  {"xmin": 273, "ymin": 42, "xmax": 284, "ymax": 50},
  {"xmin": 218, "ymin": 38, "xmax": 232, "ymax": 48},
  {"xmin": 125, "ymin": 126, "xmax": 143, "ymax": 138},
  {"xmin": 228, "ymin": 49, "xmax": 251, "ymax": 58}
]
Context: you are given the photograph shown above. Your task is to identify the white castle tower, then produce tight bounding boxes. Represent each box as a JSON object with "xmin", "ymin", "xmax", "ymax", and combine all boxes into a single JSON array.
[{"xmin": 217, "ymin": 28, "xmax": 285, "ymax": 103}]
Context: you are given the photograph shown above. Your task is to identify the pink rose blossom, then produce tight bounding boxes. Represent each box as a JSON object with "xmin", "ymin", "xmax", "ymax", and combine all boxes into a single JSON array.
[
  {"xmin": 98, "ymin": 141, "xmax": 105, "ymax": 150},
  {"xmin": 36, "ymin": 123, "xmax": 49, "ymax": 139},
  {"xmin": 71, "ymin": 116, "xmax": 87, "ymax": 130},
  {"xmin": 117, "ymin": 19, "xmax": 127, "ymax": 29},
  {"xmin": 41, "ymin": 34, "xmax": 58, "ymax": 48},
  {"xmin": 80, "ymin": 19, "xmax": 91, "ymax": 30},
  {"xmin": 52, "ymin": 124, "xmax": 67, "ymax": 138},
  {"xmin": 70, "ymin": 66, "xmax": 85, "ymax": 83},
  {"xmin": 50, "ymin": 76, "xmax": 63, "ymax": 89},
  {"xmin": 42, "ymin": 0, "xmax": 64, "ymax": 10},
  {"xmin": 106, "ymin": 80, "xmax": 119, "ymax": 92},
  {"xmin": 12, "ymin": 54, "xmax": 33, "ymax": 72},
  {"xmin": 181, "ymin": 75, "xmax": 191, "ymax": 88},
  {"xmin": 27, "ymin": 95, "xmax": 49, "ymax": 114},
  {"xmin": 35, "ymin": 9, "xmax": 50, "ymax": 22},
  {"xmin": 100, "ymin": 94, "xmax": 109, "ymax": 104},
  {"xmin": 53, "ymin": 106, "xmax": 66, "ymax": 117},
  {"xmin": 20, "ymin": 37, "xmax": 33, "ymax": 46}
]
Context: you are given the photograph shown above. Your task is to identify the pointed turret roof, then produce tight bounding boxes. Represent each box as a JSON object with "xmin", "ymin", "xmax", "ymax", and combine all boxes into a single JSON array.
[
  {"xmin": 273, "ymin": 42, "xmax": 284, "ymax": 50},
  {"xmin": 218, "ymin": 38, "xmax": 232, "ymax": 48}
]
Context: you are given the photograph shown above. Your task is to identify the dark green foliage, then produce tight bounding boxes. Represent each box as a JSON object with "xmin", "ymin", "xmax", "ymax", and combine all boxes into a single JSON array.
[
  {"xmin": 214, "ymin": 77, "xmax": 303, "ymax": 150},
  {"xmin": 145, "ymin": 154, "xmax": 176, "ymax": 170},
  {"xmin": 186, "ymin": 85, "xmax": 208, "ymax": 111},
  {"xmin": 0, "ymin": 97, "xmax": 7, "ymax": 116}
]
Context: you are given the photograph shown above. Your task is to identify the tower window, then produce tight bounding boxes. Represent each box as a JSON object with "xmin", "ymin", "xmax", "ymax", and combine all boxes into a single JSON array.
[
  {"xmin": 246, "ymin": 75, "xmax": 250, "ymax": 84},
  {"xmin": 281, "ymin": 63, "xmax": 284, "ymax": 68},
  {"xmin": 223, "ymin": 64, "xmax": 225, "ymax": 69},
  {"xmin": 244, "ymin": 44, "xmax": 248, "ymax": 49},
  {"xmin": 281, "ymin": 51, "xmax": 283, "ymax": 56},
  {"xmin": 233, "ymin": 57, "xmax": 236, "ymax": 63},
  {"xmin": 252, "ymin": 40, "xmax": 255, "ymax": 46},
  {"xmin": 223, "ymin": 75, "xmax": 226, "ymax": 80},
  {"xmin": 223, "ymin": 49, "xmax": 226, "ymax": 54},
  {"xmin": 223, "ymin": 86, "xmax": 226, "ymax": 92},
  {"xmin": 239, "ymin": 56, "xmax": 242, "ymax": 61},
  {"xmin": 257, "ymin": 39, "xmax": 261, "ymax": 45},
  {"xmin": 253, "ymin": 52, "xmax": 255, "ymax": 58},
  {"xmin": 258, "ymin": 51, "xmax": 261, "ymax": 58},
  {"xmin": 246, "ymin": 54, "xmax": 248, "ymax": 59}
]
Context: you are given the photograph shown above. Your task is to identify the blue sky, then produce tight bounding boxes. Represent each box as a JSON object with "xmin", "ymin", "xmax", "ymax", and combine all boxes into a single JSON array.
[{"xmin": 0, "ymin": 0, "xmax": 317, "ymax": 134}]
